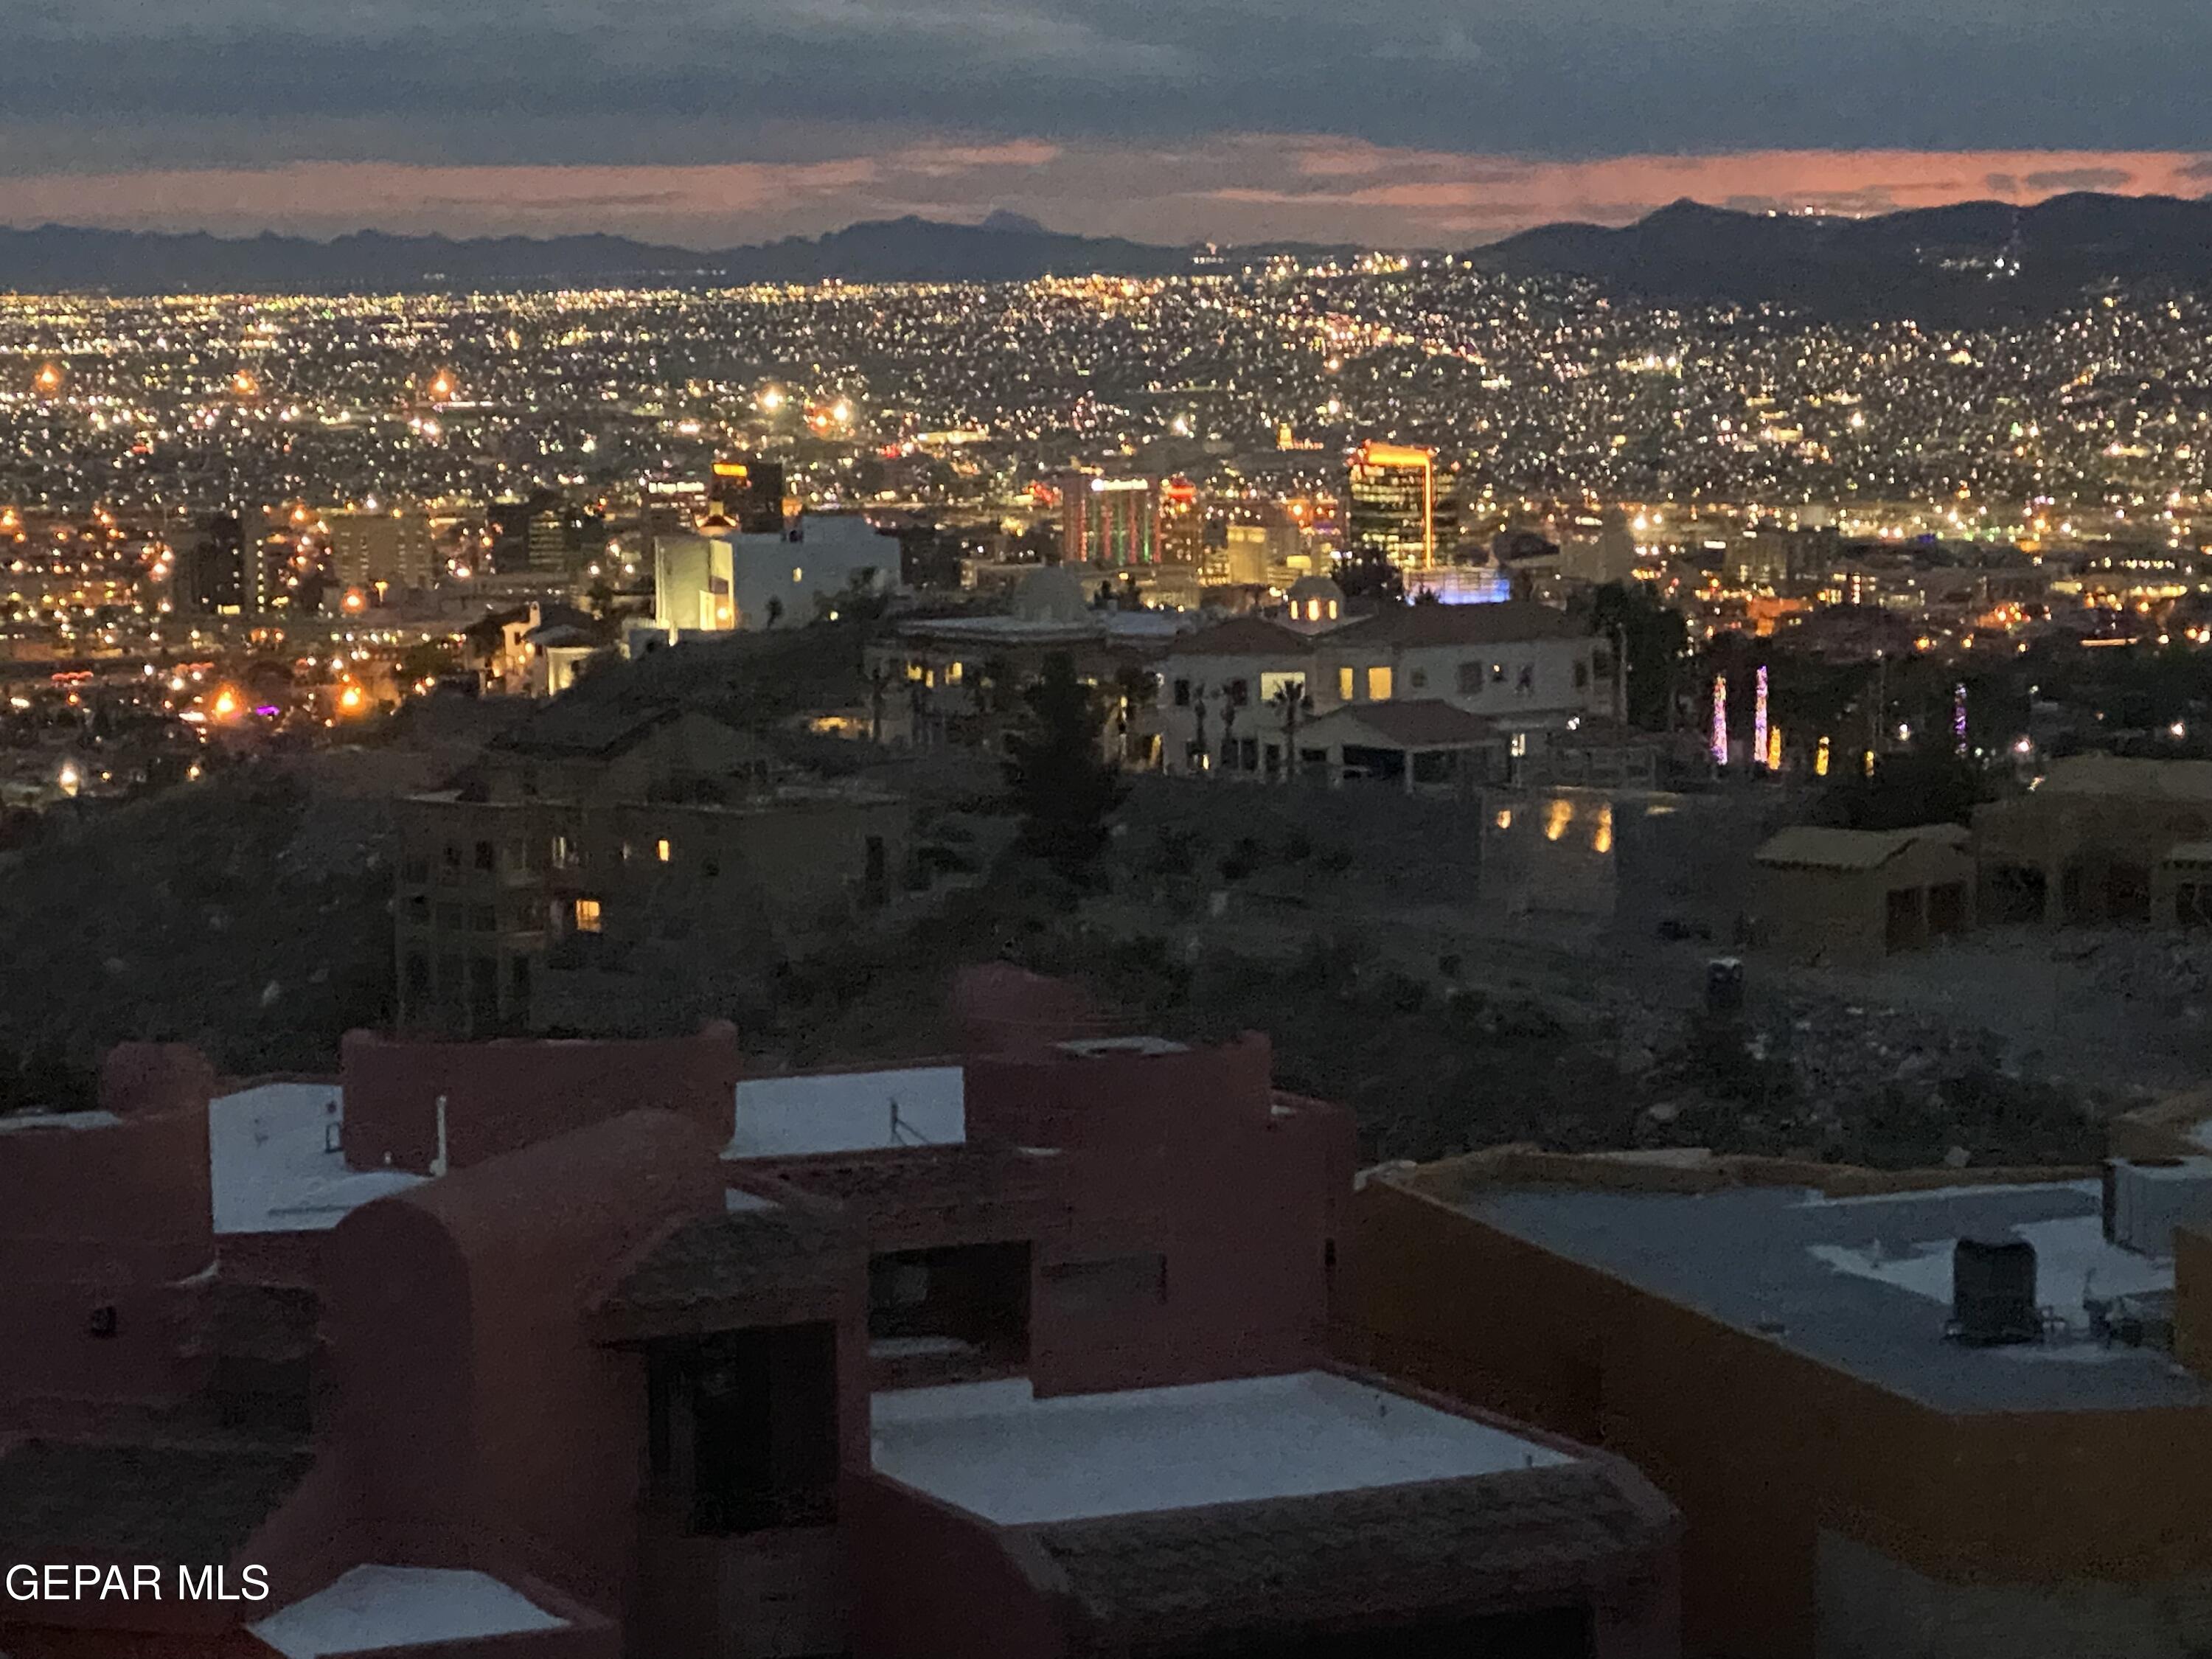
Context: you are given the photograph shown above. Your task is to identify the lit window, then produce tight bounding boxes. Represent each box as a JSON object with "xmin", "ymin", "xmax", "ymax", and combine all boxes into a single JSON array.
[
  {"xmin": 791, "ymin": 567, "xmax": 804, "ymax": 582},
  {"xmin": 1337, "ymin": 666, "xmax": 1354, "ymax": 701},
  {"xmin": 1367, "ymin": 666, "xmax": 1393, "ymax": 701},
  {"xmin": 574, "ymin": 897, "xmax": 603, "ymax": 933},
  {"xmin": 655, "ymin": 838, "xmax": 672, "ymax": 863}
]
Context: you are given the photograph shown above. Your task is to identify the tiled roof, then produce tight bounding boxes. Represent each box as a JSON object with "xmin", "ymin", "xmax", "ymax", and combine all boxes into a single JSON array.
[
  {"xmin": 0, "ymin": 1440, "xmax": 314, "ymax": 1568},
  {"xmin": 490, "ymin": 702, "xmax": 683, "ymax": 759},
  {"xmin": 1171, "ymin": 617, "xmax": 1316, "ymax": 658},
  {"xmin": 765, "ymin": 1144, "xmax": 1043, "ymax": 1205},
  {"xmin": 1754, "ymin": 823, "xmax": 1968, "ymax": 872},
  {"xmin": 600, "ymin": 1206, "xmax": 849, "ymax": 1322},
  {"xmin": 1032, "ymin": 1462, "xmax": 1665, "ymax": 1655},
  {"xmin": 1301, "ymin": 699, "xmax": 1499, "ymax": 749},
  {"xmin": 762, "ymin": 1144, "xmax": 1065, "ymax": 1242}
]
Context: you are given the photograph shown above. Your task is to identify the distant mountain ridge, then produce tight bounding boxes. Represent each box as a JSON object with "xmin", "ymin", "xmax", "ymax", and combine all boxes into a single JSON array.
[
  {"xmin": 4, "ymin": 192, "xmax": 2210, "ymax": 311},
  {"xmin": 0, "ymin": 215, "xmax": 1356, "ymax": 295},
  {"xmin": 1472, "ymin": 192, "xmax": 2212, "ymax": 321}
]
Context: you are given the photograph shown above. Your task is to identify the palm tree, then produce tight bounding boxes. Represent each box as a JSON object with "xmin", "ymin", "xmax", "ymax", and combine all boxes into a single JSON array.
[
  {"xmin": 1113, "ymin": 666, "xmax": 1159, "ymax": 767},
  {"xmin": 1270, "ymin": 677, "xmax": 1312, "ymax": 782},
  {"xmin": 908, "ymin": 678, "xmax": 933, "ymax": 748},
  {"xmin": 867, "ymin": 666, "xmax": 891, "ymax": 743}
]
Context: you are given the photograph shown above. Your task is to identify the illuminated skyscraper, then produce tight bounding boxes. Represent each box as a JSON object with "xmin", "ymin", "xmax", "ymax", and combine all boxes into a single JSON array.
[
  {"xmin": 1057, "ymin": 473, "xmax": 1160, "ymax": 567},
  {"xmin": 1341, "ymin": 442, "xmax": 1435, "ymax": 592},
  {"xmin": 709, "ymin": 457, "xmax": 790, "ymax": 535},
  {"xmin": 1157, "ymin": 477, "xmax": 1203, "ymax": 566}
]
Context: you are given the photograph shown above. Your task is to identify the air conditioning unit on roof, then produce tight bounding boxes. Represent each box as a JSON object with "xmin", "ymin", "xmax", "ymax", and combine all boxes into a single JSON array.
[{"xmin": 2102, "ymin": 1157, "xmax": 2212, "ymax": 1256}]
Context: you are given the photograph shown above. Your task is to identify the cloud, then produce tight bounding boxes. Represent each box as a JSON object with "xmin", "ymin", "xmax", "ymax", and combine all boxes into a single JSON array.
[
  {"xmin": 2021, "ymin": 167, "xmax": 2136, "ymax": 191},
  {"xmin": 9, "ymin": 0, "xmax": 2212, "ymax": 169},
  {"xmin": 0, "ymin": 142, "xmax": 2199, "ymax": 248}
]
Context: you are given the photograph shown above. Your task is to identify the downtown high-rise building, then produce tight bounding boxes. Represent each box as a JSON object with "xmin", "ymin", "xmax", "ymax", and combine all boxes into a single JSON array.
[
  {"xmin": 1057, "ymin": 473, "xmax": 1160, "ymax": 567},
  {"xmin": 175, "ymin": 509, "xmax": 268, "ymax": 616},
  {"xmin": 1341, "ymin": 441, "xmax": 1436, "ymax": 591},
  {"xmin": 1157, "ymin": 476, "xmax": 1203, "ymax": 566},
  {"xmin": 709, "ymin": 457, "xmax": 790, "ymax": 535},
  {"xmin": 328, "ymin": 508, "xmax": 437, "ymax": 594}
]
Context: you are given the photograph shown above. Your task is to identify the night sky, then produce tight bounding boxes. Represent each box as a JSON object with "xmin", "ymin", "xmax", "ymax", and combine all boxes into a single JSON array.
[{"xmin": 11, "ymin": 0, "xmax": 2210, "ymax": 244}]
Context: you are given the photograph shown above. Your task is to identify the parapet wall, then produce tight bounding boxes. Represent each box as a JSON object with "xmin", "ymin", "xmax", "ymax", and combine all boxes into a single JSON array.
[{"xmin": 339, "ymin": 1023, "xmax": 742, "ymax": 1175}]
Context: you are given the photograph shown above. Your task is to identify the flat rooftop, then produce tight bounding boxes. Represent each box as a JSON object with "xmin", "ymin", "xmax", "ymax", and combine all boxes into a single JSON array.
[
  {"xmin": 210, "ymin": 1082, "xmax": 425, "ymax": 1235},
  {"xmin": 1461, "ymin": 1179, "xmax": 2208, "ymax": 1413},
  {"xmin": 250, "ymin": 1565, "xmax": 566, "ymax": 1657},
  {"xmin": 869, "ymin": 1371, "xmax": 1570, "ymax": 1526},
  {"xmin": 726, "ymin": 1065, "xmax": 964, "ymax": 1158}
]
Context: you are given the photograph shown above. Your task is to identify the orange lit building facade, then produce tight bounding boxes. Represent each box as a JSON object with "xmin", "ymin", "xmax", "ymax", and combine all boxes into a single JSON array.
[{"xmin": 1344, "ymin": 442, "xmax": 1437, "ymax": 582}]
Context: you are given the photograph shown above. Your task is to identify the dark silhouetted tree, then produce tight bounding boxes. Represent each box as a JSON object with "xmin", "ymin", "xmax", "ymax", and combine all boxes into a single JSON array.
[
  {"xmin": 1590, "ymin": 582, "xmax": 1689, "ymax": 729},
  {"xmin": 1003, "ymin": 653, "xmax": 1127, "ymax": 874},
  {"xmin": 1819, "ymin": 748, "xmax": 1993, "ymax": 830}
]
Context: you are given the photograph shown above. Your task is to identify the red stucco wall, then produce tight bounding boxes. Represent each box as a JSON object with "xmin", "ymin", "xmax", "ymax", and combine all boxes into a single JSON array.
[{"xmin": 338, "ymin": 1024, "xmax": 740, "ymax": 1175}]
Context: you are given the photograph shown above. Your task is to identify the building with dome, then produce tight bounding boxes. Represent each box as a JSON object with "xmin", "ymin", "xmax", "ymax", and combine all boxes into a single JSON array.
[
  {"xmin": 1283, "ymin": 574, "xmax": 1346, "ymax": 633},
  {"xmin": 1010, "ymin": 562, "xmax": 1091, "ymax": 625}
]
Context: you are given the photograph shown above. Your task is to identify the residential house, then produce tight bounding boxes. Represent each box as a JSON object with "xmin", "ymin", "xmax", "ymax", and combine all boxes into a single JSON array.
[
  {"xmin": 394, "ymin": 702, "xmax": 907, "ymax": 1037},
  {"xmin": 1157, "ymin": 600, "xmax": 1609, "ymax": 787},
  {"xmin": 0, "ymin": 992, "xmax": 1681, "ymax": 1659},
  {"xmin": 1349, "ymin": 1148, "xmax": 2212, "ymax": 1659}
]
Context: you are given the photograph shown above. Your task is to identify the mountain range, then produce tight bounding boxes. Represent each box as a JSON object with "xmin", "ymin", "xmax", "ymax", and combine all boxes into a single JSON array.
[
  {"xmin": 1473, "ymin": 192, "xmax": 2212, "ymax": 322},
  {"xmin": 4, "ymin": 195, "xmax": 2212, "ymax": 318},
  {"xmin": 0, "ymin": 210, "xmax": 1335, "ymax": 295}
]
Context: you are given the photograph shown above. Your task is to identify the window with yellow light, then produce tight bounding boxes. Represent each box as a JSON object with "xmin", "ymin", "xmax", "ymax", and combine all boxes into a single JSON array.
[{"xmin": 574, "ymin": 897, "xmax": 603, "ymax": 933}]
